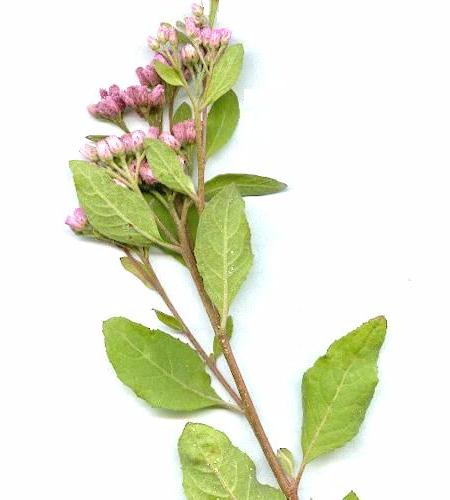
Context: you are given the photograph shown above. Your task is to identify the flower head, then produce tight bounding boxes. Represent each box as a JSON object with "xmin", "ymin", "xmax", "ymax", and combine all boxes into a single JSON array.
[
  {"xmin": 80, "ymin": 144, "xmax": 98, "ymax": 162},
  {"xmin": 65, "ymin": 208, "xmax": 88, "ymax": 232},
  {"xmin": 139, "ymin": 160, "xmax": 157, "ymax": 184},
  {"xmin": 185, "ymin": 17, "xmax": 201, "ymax": 39},
  {"xmin": 181, "ymin": 44, "xmax": 198, "ymax": 64},
  {"xmin": 106, "ymin": 135, "xmax": 125, "ymax": 156},
  {"xmin": 159, "ymin": 132, "xmax": 181, "ymax": 151},
  {"xmin": 88, "ymin": 85, "xmax": 126, "ymax": 122},
  {"xmin": 121, "ymin": 85, "xmax": 165, "ymax": 118},
  {"xmin": 96, "ymin": 140, "xmax": 113, "ymax": 161},
  {"xmin": 136, "ymin": 64, "xmax": 161, "ymax": 87},
  {"xmin": 146, "ymin": 127, "xmax": 160, "ymax": 140},
  {"xmin": 172, "ymin": 119, "xmax": 196, "ymax": 145}
]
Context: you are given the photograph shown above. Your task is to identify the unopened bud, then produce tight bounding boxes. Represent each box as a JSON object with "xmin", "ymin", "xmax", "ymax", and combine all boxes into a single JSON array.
[
  {"xmin": 80, "ymin": 144, "xmax": 98, "ymax": 162},
  {"xmin": 185, "ymin": 17, "xmax": 201, "ymax": 39},
  {"xmin": 65, "ymin": 208, "xmax": 88, "ymax": 232},
  {"xmin": 96, "ymin": 140, "xmax": 113, "ymax": 161},
  {"xmin": 220, "ymin": 28, "xmax": 232, "ymax": 45},
  {"xmin": 181, "ymin": 44, "xmax": 198, "ymax": 64},
  {"xmin": 147, "ymin": 36, "xmax": 160, "ymax": 51},
  {"xmin": 131, "ymin": 130, "xmax": 146, "ymax": 150},
  {"xmin": 192, "ymin": 3, "xmax": 204, "ymax": 17},
  {"xmin": 210, "ymin": 29, "xmax": 222, "ymax": 48},
  {"xmin": 146, "ymin": 127, "xmax": 160, "ymax": 140},
  {"xmin": 159, "ymin": 132, "xmax": 181, "ymax": 151},
  {"xmin": 140, "ymin": 161, "xmax": 157, "ymax": 185},
  {"xmin": 120, "ymin": 133, "xmax": 134, "ymax": 153},
  {"xmin": 201, "ymin": 27, "xmax": 212, "ymax": 46},
  {"xmin": 157, "ymin": 24, "xmax": 169, "ymax": 43},
  {"xmin": 106, "ymin": 135, "xmax": 125, "ymax": 156}
]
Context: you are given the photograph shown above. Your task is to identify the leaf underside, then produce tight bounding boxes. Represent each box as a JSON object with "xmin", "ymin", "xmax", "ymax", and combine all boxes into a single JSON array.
[{"xmin": 205, "ymin": 174, "xmax": 287, "ymax": 201}]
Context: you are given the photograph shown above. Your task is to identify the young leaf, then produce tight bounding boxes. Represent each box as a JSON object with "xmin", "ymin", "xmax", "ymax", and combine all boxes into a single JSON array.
[
  {"xmin": 301, "ymin": 316, "xmax": 387, "ymax": 464},
  {"xmin": 195, "ymin": 185, "xmax": 253, "ymax": 321},
  {"xmin": 205, "ymin": 174, "xmax": 287, "ymax": 200},
  {"xmin": 179, "ymin": 423, "xmax": 285, "ymax": 499},
  {"xmin": 277, "ymin": 448, "xmax": 295, "ymax": 478},
  {"xmin": 203, "ymin": 44, "xmax": 244, "ymax": 107},
  {"xmin": 212, "ymin": 316, "xmax": 233, "ymax": 359},
  {"xmin": 85, "ymin": 134, "xmax": 107, "ymax": 142},
  {"xmin": 206, "ymin": 90, "xmax": 240, "ymax": 158},
  {"xmin": 153, "ymin": 60, "xmax": 184, "ymax": 86},
  {"xmin": 120, "ymin": 257, "xmax": 152, "ymax": 289},
  {"xmin": 144, "ymin": 139, "xmax": 196, "ymax": 197},
  {"xmin": 154, "ymin": 309, "xmax": 183, "ymax": 332},
  {"xmin": 103, "ymin": 317, "xmax": 225, "ymax": 411},
  {"xmin": 173, "ymin": 102, "xmax": 193, "ymax": 124},
  {"xmin": 70, "ymin": 161, "xmax": 161, "ymax": 246},
  {"xmin": 344, "ymin": 492, "xmax": 359, "ymax": 500}
]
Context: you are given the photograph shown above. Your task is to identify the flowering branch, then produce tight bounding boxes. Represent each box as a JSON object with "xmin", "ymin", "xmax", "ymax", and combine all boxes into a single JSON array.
[{"xmin": 66, "ymin": 3, "xmax": 387, "ymax": 500}]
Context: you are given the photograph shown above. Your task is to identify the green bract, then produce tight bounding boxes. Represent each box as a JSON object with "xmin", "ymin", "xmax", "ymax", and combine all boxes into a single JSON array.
[
  {"xmin": 154, "ymin": 309, "xmax": 183, "ymax": 332},
  {"xmin": 154, "ymin": 60, "xmax": 184, "ymax": 86},
  {"xmin": 344, "ymin": 492, "xmax": 359, "ymax": 500},
  {"xmin": 301, "ymin": 317, "xmax": 387, "ymax": 463},
  {"xmin": 179, "ymin": 423, "xmax": 285, "ymax": 499},
  {"xmin": 103, "ymin": 317, "xmax": 225, "ymax": 411},
  {"xmin": 195, "ymin": 184, "xmax": 253, "ymax": 322},
  {"xmin": 203, "ymin": 44, "xmax": 244, "ymax": 107},
  {"xmin": 70, "ymin": 161, "xmax": 161, "ymax": 246}
]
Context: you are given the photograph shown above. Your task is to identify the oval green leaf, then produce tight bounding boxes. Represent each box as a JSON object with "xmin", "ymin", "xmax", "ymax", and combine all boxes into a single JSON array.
[
  {"xmin": 154, "ymin": 60, "xmax": 184, "ymax": 86},
  {"xmin": 206, "ymin": 90, "xmax": 240, "ymax": 158},
  {"xmin": 277, "ymin": 448, "xmax": 295, "ymax": 478},
  {"xmin": 301, "ymin": 316, "xmax": 387, "ymax": 464},
  {"xmin": 179, "ymin": 423, "xmax": 285, "ymax": 499},
  {"xmin": 144, "ymin": 139, "xmax": 196, "ymax": 197},
  {"xmin": 103, "ymin": 317, "xmax": 225, "ymax": 411},
  {"xmin": 203, "ymin": 44, "xmax": 244, "ymax": 107},
  {"xmin": 195, "ymin": 184, "xmax": 253, "ymax": 322},
  {"xmin": 70, "ymin": 160, "xmax": 160, "ymax": 246},
  {"xmin": 120, "ymin": 257, "xmax": 153, "ymax": 289},
  {"xmin": 205, "ymin": 173, "xmax": 287, "ymax": 200}
]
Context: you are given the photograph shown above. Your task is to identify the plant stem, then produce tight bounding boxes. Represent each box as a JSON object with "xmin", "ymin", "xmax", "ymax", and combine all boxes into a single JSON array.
[
  {"xmin": 194, "ymin": 106, "xmax": 207, "ymax": 212},
  {"xmin": 124, "ymin": 249, "xmax": 243, "ymax": 410},
  {"xmin": 209, "ymin": 0, "xmax": 219, "ymax": 27}
]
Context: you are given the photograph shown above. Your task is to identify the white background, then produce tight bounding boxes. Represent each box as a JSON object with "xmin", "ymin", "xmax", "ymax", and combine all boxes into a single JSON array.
[{"xmin": 2, "ymin": 0, "xmax": 450, "ymax": 498}]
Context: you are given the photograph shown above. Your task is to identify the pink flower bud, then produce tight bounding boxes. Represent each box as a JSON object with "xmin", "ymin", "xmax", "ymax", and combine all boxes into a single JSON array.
[
  {"xmin": 131, "ymin": 130, "xmax": 146, "ymax": 150},
  {"xmin": 140, "ymin": 161, "xmax": 157, "ymax": 184},
  {"xmin": 168, "ymin": 26, "xmax": 178, "ymax": 45},
  {"xmin": 159, "ymin": 132, "xmax": 181, "ymax": 151},
  {"xmin": 153, "ymin": 53, "xmax": 170, "ymax": 66},
  {"xmin": 157, "ymin": 24, "xmax": 170, "ymax": 43},
  {"xmin": 201, "ymin": 27, "xmax": 212, "ymax": 46},
  {"xmin": 148, "ymin": 36, "xmax": 160, "ymax": 51},
  {"xmin": 185, "ymin": 17, "xmax": 201, "ymax": 39},
  {"xmin": 181, "ymin": 44, "xmax": 198, "ymax": 64},
  {"xmin": 146, "ymin": 127, "xmax": 160, "ymax": 140},
  {"xmin": 192, "ymin": 3, "xmax": 204, "ymax": 17},
  {"xmin": 65, "ymin": 208, "xmax": 87, "ymax": 232},
  {"xmin": 80, "ymin": 144, "xmax": 98, "ymax": 161},
  {"xmin": 220, "ymin": 28, "xmax": 232, "ymax": 45},
  {"xmin": 210, "ymin": 29, "xmax": 222, "ymax": 48},
  {"xmin": 106, "ymin": 135, "xmax": 125, "ymax": 156},
  {"xmin": 172, "ymin": 119, "xmax": 196, "ymax": 145},
  {"xmin": 149, "ymin": 84, "xmax": 165, "ymax": 107},
  {"xmin": 121, "ymin": 133, "xmax": 134, "ymax": 153},
  {"xmin": 136, "ymin": 65, "xmax": 161, "ymax": 87},
  {"xmin": 96, "ymin": 140, "xmax": 113, "ymax": 161}
]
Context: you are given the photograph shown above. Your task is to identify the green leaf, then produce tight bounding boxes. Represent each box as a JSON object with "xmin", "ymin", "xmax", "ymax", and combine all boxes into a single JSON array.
[
  {"xmin": 154, "ymin": 60, "xmax": 184, "ymax": 86},
  {"xmin": 301, "ymin": 316, "xmax": 387, "ymax": 464},
  {"xmin": 103, "ymin": 317, "xmax": 225, "ymax": 411},
  {"xmin": 203, "ymin": 44, "xmax": 244, "ymax": 107},
  {"xmin": 70, "ymin": 161, "xmax": 161, "ymax": 246},
  {"xmin": 144, "ymin": 139, "xmax": 196, "ymax": 197},
  {"xmin": 179, "ymin": 423, "xmax": 285, "ymax": 500},
  {"xmin": 277, "ymin": 448, "xmax": 295, "ymax": 478},
  {"xmin": 173, "ymin": 102, "xmax": 193, "ymax": 124},
  {"xmin": 195, "ymin": 184, "xmax": 253, "ymax": 322},
  {"xmin": 86, "ymin": 134, "xmax": 107, "ymax": 142},
  {"xmin": 205, "ymin": 174, "xmax": 287, "ymax": 201},
  {"xmin": 344, "ymin": 492, "xmax": 359, "ymax": 500},
  {"xmin": 213, "ymin": 316, "xmax": 233, "ymax": 359},
  {"xmin": 154, "ymin": 309, "xmax": 183, "ymax": 332},
  {"xmin": 206, "ymin": 90, "xmax": 240, "ymax": 158},
  {"xmin": 120, "ymin": 257, "xmax": 152, "ymax": 289},
  {"xmin": 143, "ymin": 193, "xmax": 178, "ymax": 243}
]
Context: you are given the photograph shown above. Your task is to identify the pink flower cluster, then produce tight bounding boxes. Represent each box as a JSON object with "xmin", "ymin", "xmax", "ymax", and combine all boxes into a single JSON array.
[
  {"xmin": 88, "ymin": 85, "xmax": 126, "ymax": 121},
  {"xmin": 172, "ymin": 119, "xmax": 196, "ymax": 145},
  {"xmin": 121, "ymin": 84, "xmax": 165, "ymax": 118},
  {"xmin": 65, "ymin": 208, "xmax": 88, "ymax": 232}
]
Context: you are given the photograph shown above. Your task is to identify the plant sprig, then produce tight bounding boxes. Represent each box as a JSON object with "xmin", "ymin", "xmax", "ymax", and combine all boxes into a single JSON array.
[{"xmin": 66, "ymin": 2, "xmax": 387, "ymax": 499}]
